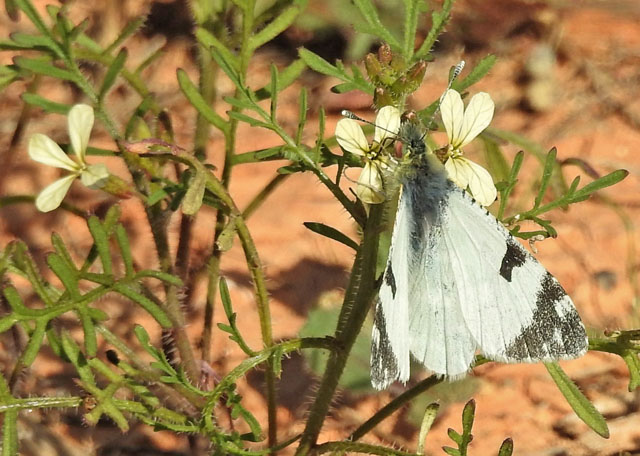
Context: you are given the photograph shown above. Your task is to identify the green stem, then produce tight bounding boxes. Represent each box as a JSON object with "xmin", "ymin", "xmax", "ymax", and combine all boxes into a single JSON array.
[
  {"xmin": 311, "ymin": 441, "xmax": 417, "ymax": 456},
  {"xmin": 295, "ymin": 204, "xmax": 385, "ymax": 455}
]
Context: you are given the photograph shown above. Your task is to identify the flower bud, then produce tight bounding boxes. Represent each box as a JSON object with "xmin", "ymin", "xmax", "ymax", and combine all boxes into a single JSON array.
[{"xmin": 378, "ymin": 43, "xmax": 392, "ymax": 65}]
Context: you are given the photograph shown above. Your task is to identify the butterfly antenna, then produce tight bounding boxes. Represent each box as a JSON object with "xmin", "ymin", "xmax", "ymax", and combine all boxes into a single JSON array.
[
  {"xmin": 420, "ymin": 60, "xmax": 465, "ymax": 140},
  {"xmin": 341, "ymin": 109, "xmax": 398, "ymax": 137}
]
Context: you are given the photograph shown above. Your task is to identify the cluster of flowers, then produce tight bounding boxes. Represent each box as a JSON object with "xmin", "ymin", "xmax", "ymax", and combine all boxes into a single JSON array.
[{"xmin": 335, "ymin": 89, "xmax": 497, "ymax": 207}]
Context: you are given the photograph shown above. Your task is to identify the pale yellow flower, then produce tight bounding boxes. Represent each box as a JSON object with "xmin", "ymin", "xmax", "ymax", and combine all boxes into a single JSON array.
[
  {"xmin": 335, "ymin": 106, "xmax": 400, "ymax": 204},
  {"xmin": 440, "ymin": 89, "xmax": 497, "ymax": 206},
  {"xmin": 29, "ymin": 104, "xmax": 109, "ymax": 212}
]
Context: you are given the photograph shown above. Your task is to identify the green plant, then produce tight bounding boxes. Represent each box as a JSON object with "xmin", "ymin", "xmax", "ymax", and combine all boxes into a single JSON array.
[{"xmin": 0, "ymin": 0, "xmax": 636, "ymax": 455}]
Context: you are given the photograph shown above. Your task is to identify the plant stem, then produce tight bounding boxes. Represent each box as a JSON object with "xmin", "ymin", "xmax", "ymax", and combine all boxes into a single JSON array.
[{"xmin": 295, "ymin": 204, "xmax": 385, "ymax": 455}]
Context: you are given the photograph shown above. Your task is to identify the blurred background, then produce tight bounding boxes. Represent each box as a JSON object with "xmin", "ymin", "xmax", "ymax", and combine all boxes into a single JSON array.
[{"xmin": 0, "ymin": 0, "xmax": 639, "ymax": 455}]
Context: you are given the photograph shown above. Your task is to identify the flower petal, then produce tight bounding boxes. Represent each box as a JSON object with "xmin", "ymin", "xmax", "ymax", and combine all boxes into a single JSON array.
[
  {"xmin": 336, "ymin": 118, "xmax": 369, "ymax": 156},
  {"xmin": 457, "ymin": 92, "xmax": 494, "ymax": 148},
  {"xmin": 465, "ymin": 158, "xmax": 497, "ymax": 206},
  {"xmin": 356, "ymin": 161, "xmax": 385, "ymax": 204},
  {"xmin": 29, "ymin": 133, "xmax": 79, "ymax": 171},
  {"xmin": 80, "ymin": 163, "xmax": 110, "ymax": 188},
  {"xmin": 35, "ymin": 174, "xmax": 76, "ymax": 212},
  {"xmin": 444, "ymin": 156, "xmax": 470, "ymax": 189},
  {"xmin": 440, "ymin": 89, "xmax": 465, "ymax": 147},
  {"xmin": 374, "ymin": 105, "xmax": 401, "ymax": 144},
  {"xmin": 68, "ymin": 103, "xmax": 94, "ymax": 163}
]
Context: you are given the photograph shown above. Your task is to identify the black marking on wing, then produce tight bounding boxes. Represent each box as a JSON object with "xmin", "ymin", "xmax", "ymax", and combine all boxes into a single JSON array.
[
  {"xmin": 384, "ymin": 265, "xmax": 397, "ymax": 299},
  {"xmin": 500, "ymin": 237, "xmax": 528, "ymax": 282},
  {"xmin": 504, "ymin": 273, "xmax": 586, "ymax": 360},
  {"xmin": 371, "ymin": 300, "xmax": 399, "ymax": 384}
]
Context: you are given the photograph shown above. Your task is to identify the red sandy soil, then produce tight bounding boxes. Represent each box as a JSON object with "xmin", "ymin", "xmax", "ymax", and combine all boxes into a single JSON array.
[{"xmin": 1, "ymin": 1, "xmax": 639, "ymax": 455}]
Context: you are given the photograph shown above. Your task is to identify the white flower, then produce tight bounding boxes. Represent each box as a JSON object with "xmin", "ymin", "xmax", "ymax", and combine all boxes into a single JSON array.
[
  {"xmin": 335, "ymin": 105, "xmax": 401, "ymax": 204},
  {"xmin": 28, "ymin": 104, "xmax": 109, "ymax": 212},
  {"xmin": 440, "ymin": 89, "xmax": 497, "ymax": 206}
]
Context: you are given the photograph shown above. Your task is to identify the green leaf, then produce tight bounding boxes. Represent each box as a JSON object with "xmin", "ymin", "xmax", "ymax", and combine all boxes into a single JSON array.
[
  {"xmin": 402, "ymin": 0, "xmax": 421, "ymax": 60},
  {"xmin": 545, "ymin": 362, "xmax": 609, "ymax": 438},
  {"xmin": 269, "ymin": 64, "xmax": 279, "ymax": 122},
  {"xmin": 249, "ymin": 0, "xmax": 306, "ymax": 51},
  {"xmin": 461, "ymin": 399, "xmax": 475, "ymax": 435},
  {"xmin": 8, "ymin": 32, "xmax": 60, "ymax": 54},
  {"xmin": 87, "ymin": 216, "xmax": 112, "ymax": 276},
  {"xmin": 498, "ymin": 438, "xmax": 514, "ymax": 456},
  {"xmin": 177, "ymin": 68, "xmax": 227, "ymax": 133},
  {"xmin": 534, "ymin": 148, "xmax": 557, "ymax": 209},
  {"xmin": 254, "ymin": 58, "xmax": 306, "ymax": 101},
  {"xmin": 303, "ymin": 222, "xmax": 358, "ymax": 251},
  {"xmin": 415, "ymin": 0, "xmax": 453, "ymax": 60},
  {"xmin": 114, "ymin": 224, "xmax": 134, "ymax": 278},
  {"xmin": 296, "ymin": 87, "xmax": 307, "ymax": 145},
  {"xmin": 21, "ymin": 93, "xmax": 70, "ymax": 114},
  {"xmin": 196, "ymin": 27, "xmax": 240, "ymax": 76},
  {"xmin": 497, "ymin": 150, "xmax": 524, "ymax": 221},
  {"xmin": 182, "ymin": 167, "xmax": 206, "ymax": 215},
  {"xmin": 77, "ymin": 306, "xmax": 97, "ymax": 357},
  {"xmin": 567, "ymin": 170, "xmax": 629, "ymax": 204},
  {"xmin": 104, "ymin": 16, "xmax": 145, "ymax": 54},
  {"xmin": 216, "ymin": 217, "xmax": 237, "ymax": 252},
  {"xmin": 46, "ymin": 253, "xmax": 79, "ymax": 299},
  {"xmin": 113, "ymin": 283, "xmax": 172, "ymax": 328},
  {"xmin": 2, "ymin": 410, "xmax": 18, "ymax": 456},
  {"xmin": 227, "ymin": 111, "xmax": 274, "ymax": 130},
  {"xmin": 352, "ymin": 0, "xmax": 400, "ymax": 50},
  {"xmin": 299, "ymin": 48, "xmax": 344, "ymax": 80},
  {"xmin": 133, "ymin": 270, "xmax": 183, "ymax": 286},
  {"xmin": 21, "ymin": 320, "xmax": 46, "ymax": 366},
  {"xmin": 454, "ymin": 54, "xmax": 497, "ymax": 93},
  {"xmin": 99, "ymin": 47, "xmax": 127, "ymax": 101},
  {"xmin": 416, "ymin": 402, "xmax": 439, "ymax": 454},
  {"xmin": 620, "ymin": 349, "xmax": 640, "ymax": 391},
  {"xmin": 14, "ymin": 56, "xmax": 78, "ymax": 82},
  {"xmin": 481, "ymin": 137, "xmax": 510, "ymax": 185}
]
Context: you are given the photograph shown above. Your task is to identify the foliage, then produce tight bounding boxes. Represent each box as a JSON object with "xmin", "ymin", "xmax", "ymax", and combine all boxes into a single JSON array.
[{"xmin": 0, "ymin": 0, "xmax": 635, "ymax": 455}]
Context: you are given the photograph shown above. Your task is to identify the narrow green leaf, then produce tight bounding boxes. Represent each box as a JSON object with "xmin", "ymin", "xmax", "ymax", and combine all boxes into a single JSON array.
[
  {"xmin": 296, "ymin": 87, "xmax": 308, "ymax": 145},
  {"xmin": 620, "ymin": 349, "xmax": 640, "ymax": 391},
  {"xmin": 219, "ymin": 277, "xmax": 233, "ymax": 321},
  {"xmin": 77, "ymin": 306, "xmax": 97, "ymax": 357},
  {"xmin": 11, "ymin": 242, "xmax": 54, "ymax": 306},
  {"xmin": 133, "ymin": 270, "xmax": 183, "ymax": 286},
  {"xmin": 113, "ymin": 283, "xmax": 172, "ymax": 328},
  {"xmin": 545, "ymin": 362, "xmax": 609, "ymax": 438},
  {"xmin": 481, "ymin": 137, "xmax": 510, "ymax": 184},
  {"xmin": 176, "ymin": 68, "xmax": 227, "ymax": 133},
  {"xmin": 87, "ymin": 216, "xmax": 112, "ymax": 276},
  {"xmin": 402, "ymin": 0, "xmax": 420, "ymax": 60},
  {"xmin": 21, "ymin": 92, "xmax": 70, "ymax": 114},
  {"xmin": 104, "ymin": 16, "xmax": 145, "ymax": 54},
  {"xmin": 269, "ymin": 64, "xmax": 278, "ymax": 123},
  {"xmin": 461, "ymin": 399, "xmax": 475, "ymax": 435},
  {"xmin": 21, "ymin": 320, "xmax": 46, "ymax": 366},
  {"xmin": 227, "ymin": 111, "xmax": 274, "ymax": 130},
  {"xmin": 447, "ymin": 428, "xmax": 463, "ymax": 445},
  {"xmin": 417, "ymin": 402, "xmax": 439, "ymax": 454},
  {"xmin": 12, "ymin": 0, "xmax": 53, "ymax": 42},
  {"xmin": 46, "ymin": 253, "xmax": 79, "ymax": 299},
  {"xmin": 442, "ymin": 446, "xmax": 460, "ymax": 456},
  {"xmin": 99, "ymin": 47, "xmax": 127, "ymax": 101},
  {"xmin": 51, "ymin": 233, "xmax": 77, "ymax": 274},
  {"xmin": 114, "ymin": 224, "xmax": 133, "ymax": 278},
  {"xmin": 9, "ymin": 32, "xmax": 59, "ymax": 52},
  {"xmin": 216, "ymin": 217, "xmax": 237, "ymax": 252},
  {"xmin": 568, "ymin": 170, "xmax": 629, "ymax": 203},
  {"xmin": 353, "ymin": 0, "xmax": 400, "ymax": 50},
  {"xmin": 534, "ymin": 148, "xmax": 557, "ymax": 209},
  {"xmin": 182, "ymin": 168, "xmax": 206, "ymax": 215},
  {"xmin": 2, "ymin": 410, "xmax": 18, "ymax": 456},
  {"xmin": 498, "ymin": 438, "xmax": 514, "ymax": 456},
  {"xmin": 5, "ymin": 0, "xmax": 18, "ymax": 20},
  {"xmin": 249, "ymin": 1, "xmax": 305, "ymax": 51},
  {"xmin": 195, "ymin": 28, "xmax": 239, "ymax": 71},
  {"xmin": 299, "ymin": 48, "xmax": 343, "ymax": 80},
  {"xmin": 303, "ymin": 222, "xmax": 359, "ymax": 251},
  {"xmin": 415, "ymin": 0, "xmax": 453, "ymax": 60},
  {"xmin": 14, "ymin": 56, "xmax": 77, "ymax": 82},
  {"xmin": 497, "ymin": 150, "xmax": 524, "ymax": 221},
  {"xmin": 254, "ymin": 58, "xmax": 306, "ymax": 101}
]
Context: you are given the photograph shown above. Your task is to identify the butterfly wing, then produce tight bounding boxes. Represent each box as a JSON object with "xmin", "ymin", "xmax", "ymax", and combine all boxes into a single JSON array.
[{"xmin": 443, "ymin": 186, "xmax": 588, "ymax": 363}]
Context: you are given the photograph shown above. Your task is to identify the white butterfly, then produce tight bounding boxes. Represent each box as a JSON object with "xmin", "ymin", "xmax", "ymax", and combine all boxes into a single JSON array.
[{"xmin": 365, "ymin": 91, "xmax": 588, "ymax": 389}]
